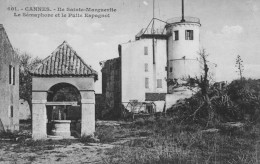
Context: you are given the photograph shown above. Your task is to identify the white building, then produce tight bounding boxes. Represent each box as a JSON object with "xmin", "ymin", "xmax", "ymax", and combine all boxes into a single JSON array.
[
  {"xmin": 121, "ymin": 29, "xmax": 168, "ymax": 104},
  {"xmin": 101, "ymin": 16, "xmax": 202, "ymax": 116},
  {"xmin": 166, "ymin": 17, "xmax": 201, "ymax": 81}
]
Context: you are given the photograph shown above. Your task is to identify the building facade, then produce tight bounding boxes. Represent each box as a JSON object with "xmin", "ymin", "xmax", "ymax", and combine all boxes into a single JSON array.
[
  {"xmin": 0, "ymin": 24, "xmax": 19, "ymax": 132},
  {"xmin": 121, "ymin": 36, "xmax": 168, "ymax": 103},
  {"xmin": 101, "ymin": 16, "xmax": 202, "ymax": 116}
]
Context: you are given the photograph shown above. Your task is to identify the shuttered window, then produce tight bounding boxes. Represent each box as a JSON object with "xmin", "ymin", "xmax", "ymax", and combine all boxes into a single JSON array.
[
  {"xmin": 185, "ymin": 30, "xmax": 193, "ymax": 40},
  {"xmin": 144, "ymin": 47, "xmax": 148, "ymax": 55},
  {"xmin": 9, "ymin": 106, "xmax": 13, "ymax": 118},
  {"xmin": 157, "ymin": 79, "xmax": 162, "ymax": 88},
  {"xmin": 9, "ymin": 65, "xmax": 15, "ymax": 85},
  {"xmin": 145, "ymin": 78, "xmax": 149, "ymax": 88},
  {"xmin": 145, "ymin": 63, "xmax": 148, "ymax": 72},
  {"xmin": 174, "ymin": 31, "xmax": 179, "ymax": 40},
  {"xmin": 13, "ymin": 67, "xmax": 15, "ymax": 85}
]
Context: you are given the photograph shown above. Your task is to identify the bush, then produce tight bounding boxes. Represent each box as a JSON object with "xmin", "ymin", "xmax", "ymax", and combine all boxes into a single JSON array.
[
  {"xmin": 133, "ymin": 118, "xmax": 145, "ymax": 126},
  {"xmin": 0, "ymin": 130, "xmax": 17, "ymax": 139},
  {"xmin": 80, "ymin": 135, "xmax": 99, "ymax": 144},
  {"xmin": 167, "ymin": 79, "xmax": 260, "ymax": 126},
  {"xmin": 95, "ymin": 126, "xmax": 116, "ymax": 143}
]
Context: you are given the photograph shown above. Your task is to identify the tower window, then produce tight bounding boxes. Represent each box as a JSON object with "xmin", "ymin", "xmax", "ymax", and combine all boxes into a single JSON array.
[
  {"xmin": 185, "ymin": 30, "xmax": 193, "ymax": 40},
  {"xmin": 145, "ymin": 63, "xmax": 148, "ymax": 72},
  {"xmin": 170, "ymin": 67, "xmax": 173, "ymax": 72},
  {"xmin": 9, "ymin": 65, "xmax": 15, "ymax": 85},
  {"xmin": 157, "ymin": 79, "xmax": 162, "ymax": 88},
  {"xmin": 145, "ymin": 78, "xmax": 149, "ymax": 88},
  {"xmin": 144, "ymin": 46, "xmax": 148, "ymax": 55},
  {"xmin": 174, "ymin": 31, "xmax": 179, "ymax": 40}
]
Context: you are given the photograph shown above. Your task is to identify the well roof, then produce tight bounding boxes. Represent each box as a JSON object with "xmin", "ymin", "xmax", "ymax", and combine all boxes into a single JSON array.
[{"xmin": 30, "ymin": 41, "xmax": 98, "ymax": 80}]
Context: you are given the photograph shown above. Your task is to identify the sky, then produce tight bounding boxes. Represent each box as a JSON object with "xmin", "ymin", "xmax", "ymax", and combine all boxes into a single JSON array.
[{"xmin": 0, "ymin": 0, "xmax": 259, "ymax": 93}]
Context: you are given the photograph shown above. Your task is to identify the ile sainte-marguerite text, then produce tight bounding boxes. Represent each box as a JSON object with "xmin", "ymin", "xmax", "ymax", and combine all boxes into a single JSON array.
[
  {"xmin": 9, "ymin": 6, "xmax": 117, "ymax": 18},
  {"xmin": 8, "ymin": 6, "xmax": 116, "ymax": 12}
]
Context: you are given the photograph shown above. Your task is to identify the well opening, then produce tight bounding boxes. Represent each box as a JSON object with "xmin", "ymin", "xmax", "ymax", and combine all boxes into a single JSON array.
[{"xmin": 46, "ymin": 83, "xmax": 81, "ymax": 138}]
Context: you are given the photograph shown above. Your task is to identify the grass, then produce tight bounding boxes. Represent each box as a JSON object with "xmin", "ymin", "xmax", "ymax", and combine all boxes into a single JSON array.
[
  {"xmin": 27, "ymin": 156, "xmax": 36, "ymax": 162},
  {"xmin": 0, "ymin": 122, "xmax": 78, "ymax": 153},
  {"xmin": 101, "ymin": 116, "xmax": 260, "ymax": 164},
  {"xmin": 0, "ymin": 121, "xmax": 130, "ymax": 154},
  {"xmin": 95, "ymin": 126, "xmax": 117, "ymax": 143},
  {"xmin": 1, "ymin": 119, "xmax": 259, "ymax": 163}
]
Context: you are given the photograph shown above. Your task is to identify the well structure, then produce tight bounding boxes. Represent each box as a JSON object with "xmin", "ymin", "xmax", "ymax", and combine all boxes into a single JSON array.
[{"xmin": 30, "ymin": 41, "xmax": 98, "ymax": 140}]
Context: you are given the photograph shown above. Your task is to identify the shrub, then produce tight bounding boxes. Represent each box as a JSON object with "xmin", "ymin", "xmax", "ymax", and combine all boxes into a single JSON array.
[
  {"xmin": 95, "ymin": 126, "xmax": 116, "ymax": 143},
  {"xmin": 80, "ymin": 135, "xmax": 99, "ymax": 144},
  {"xmin": 167, "ymin": 79, "xmax": 260, "ymax": 126},
  {"xmin": 80, "ymin": 135, "xmax": 92, "ymax": 143},
  {"xmin": 133, "ymin": 118, "xmax": 145, "ymax": 127},
  {"xmin": 0, "ymin": 130, "xmax": 17, "ymax": 139}
]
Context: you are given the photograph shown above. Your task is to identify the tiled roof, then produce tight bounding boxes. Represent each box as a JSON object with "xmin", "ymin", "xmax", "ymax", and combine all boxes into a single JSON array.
[
  {"xmin": 30, "ymin": 41, "xmax": 98, "ymax": 79},
  {"xmin": 145, "ymin": 93, "xmax": 166, "ymax": 101}
]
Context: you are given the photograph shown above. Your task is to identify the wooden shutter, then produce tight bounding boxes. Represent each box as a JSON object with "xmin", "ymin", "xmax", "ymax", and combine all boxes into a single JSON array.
[
  {"xmin": 9, "ymin": 65, "xmax": 12, "ymax": 84},
  {"xmin": 13, "ymin": 67, "xmax": 15, "ymax": 85}
]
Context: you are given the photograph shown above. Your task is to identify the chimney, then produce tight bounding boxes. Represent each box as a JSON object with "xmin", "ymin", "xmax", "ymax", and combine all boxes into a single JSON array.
[{"xmin": 181, "ymin": 0, "xmax": 185, "ymax": 22}]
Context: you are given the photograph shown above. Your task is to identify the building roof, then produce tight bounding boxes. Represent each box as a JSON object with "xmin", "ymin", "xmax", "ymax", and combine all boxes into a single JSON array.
[
  {"xmin": 0, "ymin": 24, "xmax": 18, "ymax": 62},
  {"xmin": 30, "ymin": 41, "xmax": 98, "ymax": 79}
]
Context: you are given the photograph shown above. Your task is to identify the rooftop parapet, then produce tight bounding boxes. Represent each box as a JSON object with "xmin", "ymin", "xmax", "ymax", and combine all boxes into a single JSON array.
[
  {"xmin": 135, "ymin": 28, "xmax": 167, "ymax": 40},
  {"xmin": 166, "ymin": 16, "xmax": 200, "ymax": 25}
]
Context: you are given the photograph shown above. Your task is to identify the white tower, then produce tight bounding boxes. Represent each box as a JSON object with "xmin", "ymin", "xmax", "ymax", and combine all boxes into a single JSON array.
[{"xmin": 166, "ymin": 0, "xmax": 201, "ymax": 80}]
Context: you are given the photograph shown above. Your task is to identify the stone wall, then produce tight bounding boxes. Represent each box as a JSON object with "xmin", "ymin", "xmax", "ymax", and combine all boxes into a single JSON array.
[
  {"xmin": 95, "ymin": 94, "xmax": 105, "ymax": 119},
  {"xmin": 101, "ymin": 57, "xmax": 121, "ymax": 118},
  {"xmin": 0, "ymin": 24, "xmax": 19, "ymax": 132}
]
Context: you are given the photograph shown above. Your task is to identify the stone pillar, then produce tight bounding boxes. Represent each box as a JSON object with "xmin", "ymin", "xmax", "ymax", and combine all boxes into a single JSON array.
[
  {"xmin": 32, "ymin": 91, "xmax": 47, "ymax": 140},
  {"xmin": 81, "ymin": 91, "xmax": 95, "ymax": 136}
]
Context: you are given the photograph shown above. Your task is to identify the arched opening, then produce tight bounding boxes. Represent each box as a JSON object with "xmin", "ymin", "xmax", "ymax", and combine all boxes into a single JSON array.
[
  {"xmin": 46, "ymin": 83, "xmax": 81, "ymax": 137},
  {"xmin": 47, "ymin": 83, "xmax": 81, "ymax": 102}
]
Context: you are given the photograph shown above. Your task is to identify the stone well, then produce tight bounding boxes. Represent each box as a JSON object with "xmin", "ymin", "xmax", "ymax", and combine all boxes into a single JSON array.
[{"xmin": 51, "ymin": 120, "xmax": 71, "ymax": 137}]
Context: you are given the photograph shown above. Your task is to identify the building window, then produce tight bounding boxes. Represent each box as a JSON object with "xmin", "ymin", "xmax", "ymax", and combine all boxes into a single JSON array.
[
  {"xmin": 9, "ymin": 106, "xmax": 13, "ymax": 118},
  {"xmin": 170, "ymin": 67, "xmax": 173, "ymax": 72},
  {"xmin": 9, "ymin": 65, "xmax": 15, "ymax": 85},
  {"xmin": 145, "ymin": 78, "xmax": 149, "ymax": 88},
  {"xmin": 185, "ymin": 30, "xmax": 193, "ymax": 40},
  {"xmin": 174, "ymin": 31, "xmax": 179, "ymax": 40},
  {"xmin": 144, "ymin": 46, "xmax": 148, "ymax": 55},
  {"xmin": 145, "ymin": 63, "xmax": 148, "ymax": 72},
  {"xmin": 157, "ymin": 79, "xmax": 162, "ymax": 88}
]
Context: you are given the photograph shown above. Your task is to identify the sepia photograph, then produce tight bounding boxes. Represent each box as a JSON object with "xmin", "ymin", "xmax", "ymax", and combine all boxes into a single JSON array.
[{"xmin": 0, "ymin": 0, "xmax": 260, "ymax": 163}]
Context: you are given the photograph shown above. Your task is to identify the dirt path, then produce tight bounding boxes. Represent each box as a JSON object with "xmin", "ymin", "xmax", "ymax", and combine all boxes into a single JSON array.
[
  {"xmin": 0, "ymin": 121, "xmax": 133, "ymax": 164},
  {"xmin": 0, "ymin": 141, "xmax": 115, "ymax": 164}
]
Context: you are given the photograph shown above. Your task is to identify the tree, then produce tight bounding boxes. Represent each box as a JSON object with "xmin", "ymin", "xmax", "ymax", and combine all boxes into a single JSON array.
[
  {"xmin": 235, "ymin": 55, "xmax": 244, "ymax": 81},
  {"xmin": 193, "ymin": 49, "xmax": 215, "ymax": 126},
  {"xmin": 197, "ymin": 49, "xmax": 210, "ymax": 95},
  {"xmin": 18, "ymin": 50, "xmax": 42, "ymax": 116}
]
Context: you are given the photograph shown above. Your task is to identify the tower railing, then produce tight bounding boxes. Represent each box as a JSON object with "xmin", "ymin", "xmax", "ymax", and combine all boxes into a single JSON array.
[
  {"xmin": 135, "ymin": 28, "xmax": 166, "ymax": 38},
  {"xmin": 167, "ymin": 17, "xmax": 200, "ymax": 24}
]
